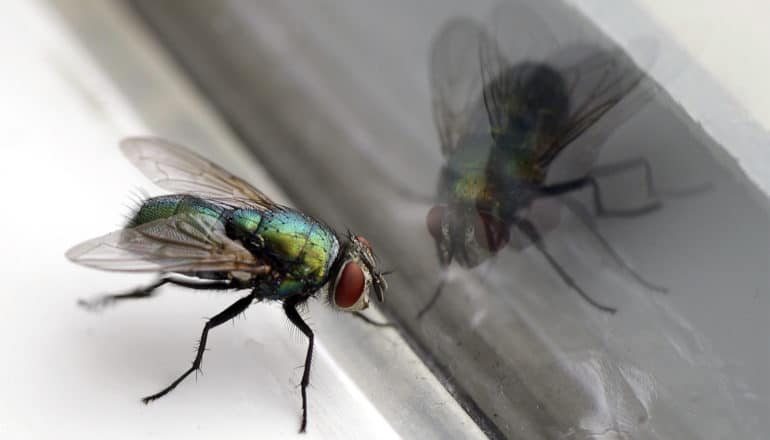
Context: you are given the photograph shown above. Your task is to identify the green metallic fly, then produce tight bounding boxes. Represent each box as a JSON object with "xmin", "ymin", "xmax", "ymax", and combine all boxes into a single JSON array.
[
  {"xmin": 67, "ymin": 137, "xmax": 388, "ymax": 433},
  {"xmin": 420, "ymin": 0, "xmax": 667, "ymax": 317}
]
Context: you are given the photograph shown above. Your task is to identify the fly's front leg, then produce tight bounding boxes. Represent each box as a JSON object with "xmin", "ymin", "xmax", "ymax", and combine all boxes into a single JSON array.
[
  {"xmin": 417, "ymin": 276, "xmax": 448, "ymax": 319},
  {"xmin": 78, "ymin": 277, "xmax": 239, "ymax": 311},
  {"xmin": 418, "ymin": 250, "xmax": 453, "ymax": 319},
  {"xmin": 283, "ymin": 296, "xmax": 314, "ymax": 433},
  {"xmin": 141, "ymin": 292, "xmax": 256, "ymax": 403},
  {"xmin": 352, "ymin": 311, "xmax": 395, "ymax": 328}
]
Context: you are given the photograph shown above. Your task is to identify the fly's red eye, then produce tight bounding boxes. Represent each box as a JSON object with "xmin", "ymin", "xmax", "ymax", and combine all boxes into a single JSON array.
[
  {"xmin": 474, "ymin": 212, "xmax": 509, "ymax": 252},
  {"xmin": 426, "ymin": 205, "xmax": 447, "ymax": 240},
  {"xmin": 334, "ymin": 261, "xmax": 365, "ymax": 309}
]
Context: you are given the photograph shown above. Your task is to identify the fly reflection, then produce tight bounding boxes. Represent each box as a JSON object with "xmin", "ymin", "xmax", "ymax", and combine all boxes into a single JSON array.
[{"xmin": 419, "ymin": 1, "xmax": 669, "ymax": 317}]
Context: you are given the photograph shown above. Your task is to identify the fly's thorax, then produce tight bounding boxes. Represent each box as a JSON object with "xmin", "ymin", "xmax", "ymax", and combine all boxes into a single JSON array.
[
  {"xmin": 231, "ymin": 208, "xmax": 341, "ymax": 300},
  {"xmin": 444, "ymin": 143, "xmax": 492, "ymax": 203},
  {"xmin": 328, "ymin": 234, "xmax": 387, "ymax": 312},
  {"xmin": 452, "ymin": 170, "xmax": 494, "ymax": 204},
  {"xmin": 444, "ymin": 139, "xmax": 544, "ymax": 210}
]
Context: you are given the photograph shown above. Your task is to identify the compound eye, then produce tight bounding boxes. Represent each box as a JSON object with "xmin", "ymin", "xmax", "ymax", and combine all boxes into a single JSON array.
[
  {"xmin": 426, "ymin": 205, "xmax": 447, "ymax": 241},
  {"xmin": 333, "ymin": 261, "xmax": 366, "ymax": 310},
  {"xmin": 473, "ymin": 212, "xmax": 509, "ymax": 252}
]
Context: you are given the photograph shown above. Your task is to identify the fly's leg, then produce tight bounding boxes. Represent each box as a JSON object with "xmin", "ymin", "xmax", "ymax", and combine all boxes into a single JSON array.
[
  {"xmin": 593, "ymin": 157, "xmax": 713, "ymax": 198},
  {"xmin": 560, "ymin": 196, "xmax": 668, "ymax": 293},
  {"xmin": 417, "ymin": 274, "xmax": 448, "ymax": 319},
  {"xmin": 77, "ymin": 278, "xmax": 166, "ymax": 310},
  {"xmin": 283, "ymin": 296, "xmax": 314, "ymax": 433},
  {"xmin": 538, "ymin": 156, "xmax": 667, "ymax": 217},
  {"xmin": 515, "ymin": 218, "xmax": 617, "ymax": 314},
  {"xmin": 78, "ymin": 277, "xmax": 238, "ymax": 311},
  {"xmin": 352, "ymin": 311, "xmax": 394, "ymax": 328},
  {"xmin": 539, "ymin": 175, "xmax": 661, "ymax": 218},
  {"xmin": 540, "ymin": 156, "xmax": 711, "ymax": 217},
  {"xmin": 141, "ymin": 292, "xmax": 256, "ymax": 403},
  {"xmin": 417, "ymin": 253, "xmax": 500, "ymax": 319},
  {"xmin": 590, "ymin": 157, "xmax": 657, "ymax": 198}
]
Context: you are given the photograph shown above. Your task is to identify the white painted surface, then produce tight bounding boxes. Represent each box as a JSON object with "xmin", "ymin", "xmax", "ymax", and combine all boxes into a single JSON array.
[{"xmin": 638, "ymin": 0, "xmax": 770, "ymax": 129}]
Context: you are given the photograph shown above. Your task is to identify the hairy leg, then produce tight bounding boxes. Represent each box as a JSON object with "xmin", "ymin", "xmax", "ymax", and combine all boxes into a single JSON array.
[
  {"xmin": 283, "ymin": 296, "xmax": 314, "ymax": 433},
  {"xmin": 141, "ymin": 292, "xmax": 256, "ymax": 403},
  {"xmin": 78, "ymin": 277, "xmax": 238, "ymax": 311}
]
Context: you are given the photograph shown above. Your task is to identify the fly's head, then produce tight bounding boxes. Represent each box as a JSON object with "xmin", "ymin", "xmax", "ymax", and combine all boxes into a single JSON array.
[
  {"xmin": 329, "ymin": 233, "xmax": 388, "ymax": 312},
  {"xmin": 426, "ymin": 204, "xmax": 510, "ymax": 268}
]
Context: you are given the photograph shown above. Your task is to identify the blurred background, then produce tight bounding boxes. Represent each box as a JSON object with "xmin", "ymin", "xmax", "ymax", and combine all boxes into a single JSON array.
[{"xmin": 1, "ymin": 0, "xmax": 769, "ymax": 439}]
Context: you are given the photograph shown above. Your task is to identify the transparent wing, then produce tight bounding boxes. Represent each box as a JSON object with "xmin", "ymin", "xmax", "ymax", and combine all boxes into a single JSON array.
[
  {"xmin": 477, "ymin": 0, "xmax": 656, "ymax": 180},
  {"xmin": 430, "ymin": 0, "xmax": 576, "ymax": 158},
  {"xmin": 120, "ymin": 137, "xmax": 278, "ymax": 210},
  {"xmin": 478, "ymin": 0, "xmax": 561, "ymax": 143},
  {"xmin": 429, "ymin": 18, "xmax": 490, "ymax": 157},
  {"xmin": 534, "ymin": 43, "xmax": 656, "ymax": 170},
  {"xmin": 66, "ymin": 214, "xmax": 270, "ymax": 274}
]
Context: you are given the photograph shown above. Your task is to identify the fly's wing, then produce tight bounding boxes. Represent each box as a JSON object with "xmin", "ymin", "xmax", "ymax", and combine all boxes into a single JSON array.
[
  {"xmin": 477, "ymin": 0, "xmax": 561, "ymax": 147},
  {"xmin": 534, "ymin": 43, "xmax": 656, "ymax": 174},
  {"xmin": 120, "ymin": 137, "xmax": 279, "ymax": 210},
  {"xmin": 479, "ymin": 0, "xmax": 657, "ymax": 181},
  {"xmin": 66, "ymin": 213, "xmax": 270, "ymax": 274},
  {"xmin": 474, "ymin": 0, "xmax": 657, "ymax": 247},
  {"xmin": 430, "ymin": 18, "xmax": 491, "ymax": 157},
  {"xmin": 430, "ymin": 0, "xmax": 579, "ymax": 157}
]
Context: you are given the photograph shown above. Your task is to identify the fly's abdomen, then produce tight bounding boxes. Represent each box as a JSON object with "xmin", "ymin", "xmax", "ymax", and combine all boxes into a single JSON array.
[{"xmin": 128, "ymin": 194, "xmax": 227, "ymax": 227}]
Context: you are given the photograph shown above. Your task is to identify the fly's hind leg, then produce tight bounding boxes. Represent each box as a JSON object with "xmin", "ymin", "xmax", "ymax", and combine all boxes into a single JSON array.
[
  {"xmin": 538, "ymin": 156, "xmax": 673, "ymax": 218},
  {"xmin": 591, "ymin": 157, "xmax": 657, "ymax": 199},
  {"xmin": 515, "ymin": 217, "xmax": 617, "ymax": 314},
  {"xmin": 560, "ymin": 196, "xmax": 667, "ymax": 293},
  {"xmin": 78, "ymin": 277, "xmax": 238, "ymax": 311},
  {"xmin": 539, "ymin": 175, "xmax": 661, "ymax": 218},
  {"xmin": 539, "ymin": 156, "xmax": 710, "ymax": 218},
  {"xmin": 141, "ymin": 292, "xmax": 256, "ymax": 404},
  {"xmin": 592, "ymin": 157, "xmax": 713, "ymax": 199}
]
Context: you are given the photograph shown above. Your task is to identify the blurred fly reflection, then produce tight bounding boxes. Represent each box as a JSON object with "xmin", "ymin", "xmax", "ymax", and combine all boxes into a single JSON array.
[{"xmin": 419, "ymin": 0, "xmax": 670, "ymax": 318}]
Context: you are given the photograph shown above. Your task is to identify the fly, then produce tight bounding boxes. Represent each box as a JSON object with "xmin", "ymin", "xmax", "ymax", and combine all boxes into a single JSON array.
[
  {"xmin": 67, "ymin": 137, "xmax": 389, "ymax": 433},
  {"xmin": 419, "ymin": 1, "xmax": 671, "ymax": 318}
]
